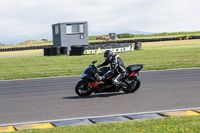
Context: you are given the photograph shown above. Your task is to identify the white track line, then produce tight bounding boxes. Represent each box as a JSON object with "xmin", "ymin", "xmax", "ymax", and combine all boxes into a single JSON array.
[{"xmin": 1, "ymin": 107, "xmax": 200, "ymax": 127}]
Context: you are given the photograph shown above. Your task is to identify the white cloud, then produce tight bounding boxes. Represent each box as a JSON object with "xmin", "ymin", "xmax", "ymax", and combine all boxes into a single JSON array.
[{"xmin": 0, "ymin": 0, "xmax": 200, "ymax": 44}]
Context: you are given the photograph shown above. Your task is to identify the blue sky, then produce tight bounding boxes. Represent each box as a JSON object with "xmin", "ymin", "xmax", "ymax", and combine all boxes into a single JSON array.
[{"xmin": 0, "ymin": 0, "xmax": 200, "ymax": 44}]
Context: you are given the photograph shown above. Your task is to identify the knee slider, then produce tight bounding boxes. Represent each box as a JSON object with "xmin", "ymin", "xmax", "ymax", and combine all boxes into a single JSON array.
[{"xmin": 112, "ymin": 80, "xmax": 120, "ymax": 87}]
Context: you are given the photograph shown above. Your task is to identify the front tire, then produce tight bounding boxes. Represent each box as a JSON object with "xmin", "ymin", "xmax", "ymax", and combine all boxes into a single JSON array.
[
  {"xmin": 75, "ymin": 81, "xmax": 93, "ymax": 97},
  {"xmin": 122, "ymin": 78, "xmax": 141, "ymax": 93}
]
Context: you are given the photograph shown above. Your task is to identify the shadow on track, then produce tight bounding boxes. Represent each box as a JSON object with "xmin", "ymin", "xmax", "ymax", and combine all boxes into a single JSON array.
[{"xmin": 63, "ymin": 92, "xmax": 126, "ymax": 99}]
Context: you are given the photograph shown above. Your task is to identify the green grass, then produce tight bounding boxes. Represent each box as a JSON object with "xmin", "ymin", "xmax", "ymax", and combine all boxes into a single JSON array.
[
  {"xmin": 0, "ymin": 50, "xmax": 43, "ymax": 57},
  {"xmin": 142, "ymin": 39, "xmax": 200, "ymax": 49},
  {"xmin": 0, "ymin": 45, "xmax": 199, "ymax": 80},
  {"xmin": 116, "ymin": 31, "xmax": 200, "ymax": 39},
  {"xmin": 89, "ymin": 31, "xmax": 200, "ymax": 40},
  {"xmin": 15, "ymin": 115, "xmax": 200, "ymax": 133}
]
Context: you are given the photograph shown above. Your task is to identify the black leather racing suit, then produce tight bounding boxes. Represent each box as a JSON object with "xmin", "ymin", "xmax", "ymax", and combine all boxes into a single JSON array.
[{"xmin": 98, "ymin": 54, "xmax": 127, "ymax": 89}]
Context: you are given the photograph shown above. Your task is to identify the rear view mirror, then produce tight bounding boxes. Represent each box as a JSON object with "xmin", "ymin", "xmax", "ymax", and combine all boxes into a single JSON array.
[{"xmin": 92, "ymin": 60, "xmax": 97, "ymax": 64}]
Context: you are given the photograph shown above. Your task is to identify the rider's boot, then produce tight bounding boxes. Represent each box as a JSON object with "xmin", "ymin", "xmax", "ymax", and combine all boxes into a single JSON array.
[{"xmin": 114, "ymin": 82, "xmax": 127, "ymax": 91}]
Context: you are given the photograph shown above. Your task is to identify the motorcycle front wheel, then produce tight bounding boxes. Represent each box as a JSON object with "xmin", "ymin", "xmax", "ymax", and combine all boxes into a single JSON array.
[
  {"xmin": 122, "ymin": 78, "xmax": 141, "ymax": 93},
  {"xmin": 75, "ymin": 81, "xmax": 93, "ymax": 97}
]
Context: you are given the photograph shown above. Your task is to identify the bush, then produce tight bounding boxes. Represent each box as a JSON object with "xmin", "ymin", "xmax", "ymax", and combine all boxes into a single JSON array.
[
  {"xmin": 117, "ymin": 33, "xmax": 134, "ymax": 38},
  {"xmin": 89, "ymin": 36, "xmax": 97, "ymax": 40}
]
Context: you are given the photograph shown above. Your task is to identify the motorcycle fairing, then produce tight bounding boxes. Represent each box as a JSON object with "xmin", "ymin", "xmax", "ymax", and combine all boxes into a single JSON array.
[
  {"xmin": 88, "ymin": 81, "xmax": 106, "ymax": 89},
  {"xmin": 129, "ymin": 72, "xmax": 137, "ymax": 76}
]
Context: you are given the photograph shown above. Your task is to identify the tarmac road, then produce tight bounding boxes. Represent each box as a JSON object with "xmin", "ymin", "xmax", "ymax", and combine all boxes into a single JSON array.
[{"xmin": 0, "ymin": 68, "xmax": 199, "ymax": 125}]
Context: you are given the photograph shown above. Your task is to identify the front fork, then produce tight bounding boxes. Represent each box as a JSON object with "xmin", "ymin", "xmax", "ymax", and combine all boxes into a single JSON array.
[{"xmin": 87, "ymin": 84, "xmax": 93, "ymax": 91}]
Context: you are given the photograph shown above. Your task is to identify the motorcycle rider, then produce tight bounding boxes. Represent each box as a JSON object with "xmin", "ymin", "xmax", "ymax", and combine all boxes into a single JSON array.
[{"xmin": 96, "ymin": 50, "xmax": 127, "ymax": 91}]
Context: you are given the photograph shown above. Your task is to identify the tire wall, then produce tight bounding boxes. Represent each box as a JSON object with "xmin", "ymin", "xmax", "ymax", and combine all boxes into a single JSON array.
[
  {"xmin": 0, "ymin": 45, "xmax": 52, "ymax": 52},
  {"xmin": 1, "ymin": 35, "xmax": 199, "ymax": 53},
  {"xmin": 44, "ymin": 47, "xmax": 68, "ymax": 56},
  {"xmin": 188, "ymin": 36, "xmax": 200, "ymax": 39}
]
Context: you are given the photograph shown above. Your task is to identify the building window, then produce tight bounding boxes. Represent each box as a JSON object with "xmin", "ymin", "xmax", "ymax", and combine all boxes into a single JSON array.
[
  {"xmin": 55, "ymin": 25, "xmax": 59, "ymax": 35},
  {"xmin": 66, "ymin": 25, "xmax": 72, "ymax": 34},
  {"xmin": 66, "ymin": 24, "xmax": 84, "ymax": 34},
  {"xmin": 79, "ymin": 24, "xmax": 84, "ymax": 33}
]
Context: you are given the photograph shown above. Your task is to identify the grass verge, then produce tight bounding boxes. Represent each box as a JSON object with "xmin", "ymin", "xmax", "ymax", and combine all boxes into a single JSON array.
[
  {"xmin": 142, "ymin": 39, "xmax": 200, "ymax": 49},
  {"xmin": 15, "ymin": 115, "xmax": 200, "ymax": 133},
  {"xmin": 0, "ymin": 39, "xmax": 199, "ymax": 58},
  {"xmin": 0, "ymin": 45, "xmax": 199, "ymax": 80},
  {"xmin": 0, "ymin": 50, "xmax": 43, "ymax": 57}
]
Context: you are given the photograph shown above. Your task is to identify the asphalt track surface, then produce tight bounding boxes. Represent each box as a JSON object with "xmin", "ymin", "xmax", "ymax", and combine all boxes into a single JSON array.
[{"xmin": 0, "ymin": 68, "xmax": 199, "ymax": 125}]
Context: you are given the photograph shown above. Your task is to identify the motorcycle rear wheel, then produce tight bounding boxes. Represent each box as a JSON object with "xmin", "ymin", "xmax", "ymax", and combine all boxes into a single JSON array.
[
  {"xmin": 122, "ymin": 78, "xmax": 141, "ymax": 93},
  {"xmin": 75, "ymin": 81, "xmax": 93, "ymax": 97}
]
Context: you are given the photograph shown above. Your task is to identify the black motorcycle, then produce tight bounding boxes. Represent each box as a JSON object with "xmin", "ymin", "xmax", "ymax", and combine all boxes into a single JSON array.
[{"xmin": 75, "ymin": 60, "xmax": 143, "ymax": 97}]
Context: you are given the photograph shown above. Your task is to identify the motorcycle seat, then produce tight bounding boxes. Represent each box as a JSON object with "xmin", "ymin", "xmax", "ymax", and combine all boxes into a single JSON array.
[{"xmin": 126, "ymin": 64, "xmax": 143, "ymax": 74}]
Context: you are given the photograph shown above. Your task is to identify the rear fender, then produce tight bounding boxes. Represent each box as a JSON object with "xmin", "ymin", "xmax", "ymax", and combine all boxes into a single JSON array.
[
  {"xmin": 129, "ymin": 71, "xmax": 141, "ymax": 77},
  {"xmin": 129, "ymin": 72, "xmax": 137, "ymax": 76}
]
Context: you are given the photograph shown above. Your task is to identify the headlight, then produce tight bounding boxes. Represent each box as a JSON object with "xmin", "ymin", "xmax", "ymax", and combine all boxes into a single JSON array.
[
  {"xmin": 81, "ymin": 71, "xmax": 87, "ymax": 77},
  {"xmin": 81, "ymin": 68, "xmax": 88, "ymax": 77},
  {"xmin": 81, "ymin": 67, "xmax": 89, "ymax": 77}
]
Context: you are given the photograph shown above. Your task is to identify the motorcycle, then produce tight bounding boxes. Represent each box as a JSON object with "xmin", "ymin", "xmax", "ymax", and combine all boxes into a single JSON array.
[{"xmin": 75, "ymin": 60, "xmax": 143, "ymax": 97}]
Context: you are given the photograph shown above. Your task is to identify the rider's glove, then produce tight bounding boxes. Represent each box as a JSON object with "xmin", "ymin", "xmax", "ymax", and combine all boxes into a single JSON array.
[{"xmin": 96, "ymin": 64, "xmax": 100, "ymax": 68}]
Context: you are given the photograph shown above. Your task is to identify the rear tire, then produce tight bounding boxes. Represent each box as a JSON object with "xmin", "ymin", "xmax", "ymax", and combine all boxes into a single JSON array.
[
  {"xmin": 122, "ymin": 78, "xmax": 141, "ymax": 93},
  {"xmin": 75, "ymin": 81, "xmax": 93, "ymax": 97}
]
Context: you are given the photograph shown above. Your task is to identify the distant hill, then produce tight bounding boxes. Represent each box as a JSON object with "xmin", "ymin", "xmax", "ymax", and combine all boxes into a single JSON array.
[
  {"xmin": 2, "ymin": 30, "xmax": 200, "ymax": 45},
  {"xmin": 0, "ymin": 43, "xmax": 5, "ymax": 46},
  {"xmin": 89, "ymin": 29, "xmax": 156, "ymax": 36},
  {"xmin": 16, "ymin": 40, "xmax": 47, "ymax": 45},
  {"xmin": 1, "ymin": 29, "xmax": 152, "ymax": 45},
  {"xmin": 0, "ymin": 33, "xmax": 52, "ymax": 45}
]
